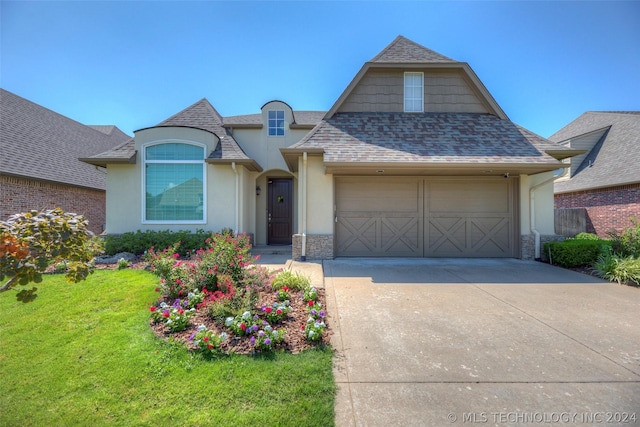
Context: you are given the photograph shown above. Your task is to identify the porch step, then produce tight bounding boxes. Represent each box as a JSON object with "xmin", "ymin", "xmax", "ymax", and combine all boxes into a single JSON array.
[{"xmin": 250, "ymin": 245, "xmax": 292, "ymax": 256}]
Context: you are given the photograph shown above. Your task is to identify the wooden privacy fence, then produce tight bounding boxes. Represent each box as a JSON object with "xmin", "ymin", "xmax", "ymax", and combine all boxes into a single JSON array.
[{"xmin": 555, "ymin": 208, "xmax": 587, "ymax": 237}]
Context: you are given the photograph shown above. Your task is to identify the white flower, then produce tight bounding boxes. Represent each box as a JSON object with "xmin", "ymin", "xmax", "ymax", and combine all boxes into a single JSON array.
[
  {"xmin": 220, "ymin": 332, "xmax": 228, "ymax": 341},
  {"xmin": 225, "ymin": 317, "xmax": 234, "ymax": 327},
  {"xmin": 197, "ymin": 324, "xmax": 207, "ymax": 332},
  {"xmin": 242, "ymin": 311, "xmax": 251, "ymax": 320}
]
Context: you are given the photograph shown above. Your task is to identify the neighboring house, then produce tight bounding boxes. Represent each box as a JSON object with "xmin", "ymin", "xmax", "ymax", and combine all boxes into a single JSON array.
[
  {"xmin": 551, "ymin": 112, "xmax": 640, "ymax": 236},
  {"xmin": 82, "ymin": 36, "xmax": 575, "ymax": 260},
  {"xmin": 0, "ymin": 89, "xmax": 130, "ymax": 234}
]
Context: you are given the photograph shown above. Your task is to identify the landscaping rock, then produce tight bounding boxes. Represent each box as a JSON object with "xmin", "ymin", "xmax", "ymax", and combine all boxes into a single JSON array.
[{"xmin": 94, "ymin": 252, "xmax": 137, "ymax": 264}]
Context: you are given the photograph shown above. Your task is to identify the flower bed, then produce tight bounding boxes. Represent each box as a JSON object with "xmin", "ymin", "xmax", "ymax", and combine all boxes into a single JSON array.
[
  {"xmin": 144, "ymin": 232, "xmax": 330, "ymax": 355},
  {"xmin": 149, "ymin": 283, "xmax": 328, "ymax": 354}
]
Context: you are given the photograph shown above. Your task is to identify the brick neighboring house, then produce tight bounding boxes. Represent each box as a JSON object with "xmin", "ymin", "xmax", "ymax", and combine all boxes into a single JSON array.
[
  {"xmin": 551, "ymin": 112, "xmax": 640, "ymax": 236},
  {"xmin": 0, "ymin": 89, "xmax": 130, "ymax": 234}
]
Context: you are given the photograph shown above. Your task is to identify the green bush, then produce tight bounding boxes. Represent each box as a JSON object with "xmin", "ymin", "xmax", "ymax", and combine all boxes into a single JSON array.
[
  {"xmin": 103, "ymin": 229, "xmax": 211, "ymax": 256},
  {"xmin": 544, "ymin": 239, "xmax": 608, "ymax": 268},
  {"xmin": 593, "ymin": 249, "xmax": 640, "ymax": 285},
  {"xmin": 573, "ymin": 232, "xmax": 601, "ymax": 240},
  {"xmin": 606, "ymin": 217, "xmax": 640, "ymax": 258},
  {"xmin": 271, "ymin": 270, "xmax": 311, "ymax": 291}
]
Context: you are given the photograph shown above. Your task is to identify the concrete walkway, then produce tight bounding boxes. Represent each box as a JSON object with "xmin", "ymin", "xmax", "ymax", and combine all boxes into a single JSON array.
[{"xmin": 324, "ymin": 258, "xmax": 640, "ymax": 427}]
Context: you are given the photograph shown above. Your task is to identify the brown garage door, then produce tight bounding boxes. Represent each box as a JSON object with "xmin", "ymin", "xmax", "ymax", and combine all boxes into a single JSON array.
[{"xmin": 335, "ymin": 177, "xmax": 517, "ymax": 257}]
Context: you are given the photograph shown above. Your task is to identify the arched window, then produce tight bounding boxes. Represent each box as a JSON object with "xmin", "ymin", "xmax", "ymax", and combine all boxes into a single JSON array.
[{"xmin": 143, "ymin": 142, "xmax": 206, "ymax": 223}]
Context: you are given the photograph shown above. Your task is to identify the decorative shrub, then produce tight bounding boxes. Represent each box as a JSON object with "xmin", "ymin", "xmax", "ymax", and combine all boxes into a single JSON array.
[
  {"xmin": 544, "ymin": 239, "xmax": 608, "ymax": 268},
  {"xmin": 116, "ymin": 258, "xmax": 130, "ymax": 270},
  {"xmin": 196, "ymin": 232, "xmax": 253, "ymax": 285},
  {"xmin": 606, "ymin": 217, "xmax": 640, "ymax": 258},
  {"xmin": 104, "ymin": 229, "xmax": 211, "ymax": 256},
  {"xmin": 573, "ymin": 232, "xmax": 601, "ymax": 240},
  {"xmin": 593, "ymin": 249, "xmax": 640, "ymax": 285},
  {"xmin": 271, "ymin": 270, "xmax": 311, "ymax": 291}
]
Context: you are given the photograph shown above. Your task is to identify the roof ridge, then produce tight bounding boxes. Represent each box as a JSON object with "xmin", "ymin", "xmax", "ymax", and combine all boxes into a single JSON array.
[{"xmin": 369, "ymin": 35, "xmax": 455, "ymax": 63}]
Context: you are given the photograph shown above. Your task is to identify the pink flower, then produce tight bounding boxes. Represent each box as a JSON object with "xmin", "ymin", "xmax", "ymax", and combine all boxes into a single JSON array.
[
  {"xmin": 177, "ymin": 309, "xmax": 184, "ymax": 315},
  {"xmin": 282, "ymin": 286, "xmax": 289, "ymax": 292},
  {"xmin": 276, "ymin": 309, "xmax": 282, "ymax": 315},
  {"xmin": 203, "ymin": 336, "xmax": 209, "ymax": 342},
  {"xmin": 154, "ymin": 287, "xmax": 160, "ymax": 292},
  {"xmin": 265, "ymin": 307, "xmax": 272, "ymax": 314},
  {"xmin": 240, "ymin": 323, "xmax": 247, "ymax": 331},
  {"xmin": 308, "ymin": 300, "xmax": 314, "ymax": 307},
  {"xmin": 162, "ymin": 310, "xmax": 170, "ymax": 318},
  {"xmin": 149, "ymin": 306, "xmax": 156, "ymax": 312},
  {"xmin": 207, "ymin": 343, "xmax": 214, "ymax": 349}
]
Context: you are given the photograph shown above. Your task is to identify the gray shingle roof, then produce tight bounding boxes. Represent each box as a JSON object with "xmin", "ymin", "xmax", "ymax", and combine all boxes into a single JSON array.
[
  {"xmin": 83, "ymin": 98, "xmax": 261, "ymax": 170},
  {"xmin": 0, "ymin": 88, "xmax": 130, "ymax": 190},
  {"xmin": 551, "ymin": 112, "xmax": 640, "ymax": 193},
  {"xmin": 370, "ymin": 35, "xmax": 455, "ymax": 64},
  {"xmin": 285, "ymin": 112, "xmax": 568, "ymax": 169},
  {"xmin": 223, "ymin": 111, "xmax": 325, "ymax": 128}
]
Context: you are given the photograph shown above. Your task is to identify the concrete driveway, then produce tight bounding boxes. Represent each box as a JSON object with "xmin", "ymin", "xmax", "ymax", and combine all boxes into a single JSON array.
[{"xmin": 323, "ymin": 258, "xmax": 640, "ymax": 426}]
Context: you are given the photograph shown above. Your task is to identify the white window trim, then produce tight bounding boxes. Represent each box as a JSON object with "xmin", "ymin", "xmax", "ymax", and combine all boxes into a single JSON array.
[
  {"xmin": 141, "ymin": 139, "xmax": 207, "ymax": 225},
  {"xmin": 404, "ymin": 72, "xmax": 424, "ymax": 113},
  {"xmin": 268, "ymin": 110, "xmax": 285, "ymax": 137}
]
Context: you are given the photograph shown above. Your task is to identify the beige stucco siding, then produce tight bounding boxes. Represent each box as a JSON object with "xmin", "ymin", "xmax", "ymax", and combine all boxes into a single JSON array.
[
  {"xmin": 303, "ymin": 156, "xmax": 334, "ymax": 234},
  {"xmin": 338, "ymin": 68, "xmax": 490, "ymax": 114},
  {"xmin": 105, "ymin": 164, "xmax": 140, "ymax": 233},
  {"xmin": 519, "ymin": 172, "xmax": 556, "ymax": 235}
]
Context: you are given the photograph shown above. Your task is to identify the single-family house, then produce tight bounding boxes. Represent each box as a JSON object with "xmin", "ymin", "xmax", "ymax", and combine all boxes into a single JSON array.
[
  {"xmin": 0, "ymin": 89, "xmax": 130, "ymax": 234},
  {"xmin": 551, "ymin": 111, "xmax": 640, "ymax": 236},
  {"xmin": 81, "ymin": 36, "xmax": 576, "ymax": 260}
]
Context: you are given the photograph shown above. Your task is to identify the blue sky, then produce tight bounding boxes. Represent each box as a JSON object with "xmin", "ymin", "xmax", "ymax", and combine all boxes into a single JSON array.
[{"xmin": 2, "ymin": 1, "xmax": 639, "ymax": 138}]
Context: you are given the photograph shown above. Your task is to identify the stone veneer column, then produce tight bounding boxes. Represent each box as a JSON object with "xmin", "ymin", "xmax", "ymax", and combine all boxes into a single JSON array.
[
  {"xmin": 520, "ymin": 234, "xmax": 565, "ymax": 261},
  {"xmin": 292, "ymin": 234, "xmax": 334, "ymax": 261}
]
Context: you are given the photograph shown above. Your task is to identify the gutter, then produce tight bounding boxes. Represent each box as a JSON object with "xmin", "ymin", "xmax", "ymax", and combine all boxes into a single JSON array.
[
  {"xmin": 232, "ymin": 162, "xmax": 239, "ymax": 234},
  {"xmin": 530, "ymin": 167, "xmax": 569, "ymax": 260},
  {"xmin": 301, "ymin": 152, "xmax": 308, "ymax": 261}
]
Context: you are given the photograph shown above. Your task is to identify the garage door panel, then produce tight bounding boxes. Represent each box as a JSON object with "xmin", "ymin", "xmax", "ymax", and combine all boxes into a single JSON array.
[
  {"xmin": 429, "ymin": 181, "xmax": 510, "ymax": 213},
  {"xmin": 336, "ymin": 177, "xmax": 517, "ymax": 258}
]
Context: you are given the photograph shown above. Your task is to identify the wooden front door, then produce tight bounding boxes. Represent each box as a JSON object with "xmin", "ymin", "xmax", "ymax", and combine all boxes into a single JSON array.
[{"xmin": 268, "ymin": 178, "xmax": 293, "ymax": 245}]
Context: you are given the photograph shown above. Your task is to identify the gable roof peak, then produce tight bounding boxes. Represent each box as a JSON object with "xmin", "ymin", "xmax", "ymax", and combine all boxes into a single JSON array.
[{"xmin": 370, "ymin": 35, "xmax": 456, "ymax": 64}]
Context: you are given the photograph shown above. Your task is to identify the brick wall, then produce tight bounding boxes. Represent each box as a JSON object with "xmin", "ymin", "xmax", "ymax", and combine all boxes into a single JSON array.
[
  {"xmin": 554, "ymin": 183, "xmax": 640, "ymax": 237},
  {"xmin": 0, "ymin": 175, "xmax": 106, "ymax": 234}
]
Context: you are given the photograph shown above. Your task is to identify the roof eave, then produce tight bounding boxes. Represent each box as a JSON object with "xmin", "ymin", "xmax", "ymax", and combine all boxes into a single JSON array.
[
  {"xmin": 555, "ymin": 179, "xmax": 640, "ymax": 194},
  {"xmin": 223, "ymin": 123, "xmax": 263, "ymax": 129},
  {"xmin": 545, "ymin": 149, "xmax": 587, "ymax": 161},
  {"xmin": 78, "ymin": 153, "xmax": 137, "ymax": 167},
  {"xmin": 323, "ymin": 161, "xmax": 565, "ymax": 176},
  {"xmin": 205, "ymin": 158, "xmax": 263, "ymax": 172},
  {"xmin": 280, "ymin": 147, "xmax": 325, "ymax": 171}
]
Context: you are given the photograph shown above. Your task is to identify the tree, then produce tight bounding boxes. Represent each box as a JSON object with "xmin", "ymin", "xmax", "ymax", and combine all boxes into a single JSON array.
[{"xmin": 0, "ymin": 208, "xmax": 99, "ymax": 302}]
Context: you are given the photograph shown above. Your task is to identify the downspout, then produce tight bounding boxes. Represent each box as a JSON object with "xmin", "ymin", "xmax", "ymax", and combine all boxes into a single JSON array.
[
  {"xmin": 530, "ymin": 167, "xmax": 569, "ymax": 260},
  {"xmin": 301, "ymin": 152, "xmax": 308, "ymax": 262},
  {"xmin": 231, "ymin": 162, "xmax": 239, "ymax": 235}
]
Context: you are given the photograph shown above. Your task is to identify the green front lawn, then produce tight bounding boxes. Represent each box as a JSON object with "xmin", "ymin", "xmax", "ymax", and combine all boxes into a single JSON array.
[{"xmin": 0, "ymin": 270, "xmax": 335, "ymax": 426}]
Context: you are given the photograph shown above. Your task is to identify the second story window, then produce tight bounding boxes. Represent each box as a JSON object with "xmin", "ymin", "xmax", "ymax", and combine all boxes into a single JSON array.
[
  {"xmin": 404, "ymin": 72, "xmax": 424, "ymax": 112},
  {"xmin": 268, "ymin": 110, "xmax": 285, "ymax": 136}
]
